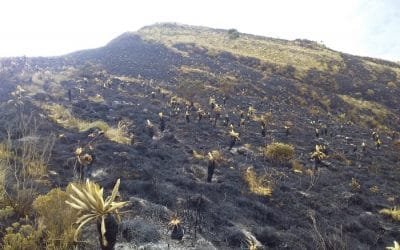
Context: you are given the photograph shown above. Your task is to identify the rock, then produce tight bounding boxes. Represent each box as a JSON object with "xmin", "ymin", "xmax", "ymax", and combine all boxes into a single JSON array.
[
  {"xmin": 120, "ymin": 217, "xmax": 161, "ymax": 244},
  {"xmin": 128, "ymin": 197, "xmax": 171, "ymax": 221}
]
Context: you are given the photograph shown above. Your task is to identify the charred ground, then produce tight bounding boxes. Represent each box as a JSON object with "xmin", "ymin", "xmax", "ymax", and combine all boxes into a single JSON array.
[{"xmin": 0, "ymin": 23, "xmax": 399, "ymax": 249}]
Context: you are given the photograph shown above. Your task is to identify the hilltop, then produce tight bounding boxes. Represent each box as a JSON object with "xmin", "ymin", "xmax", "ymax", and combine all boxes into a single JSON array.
[{"xmin": 0, "ymin": 23, "xmax": 399, "ymax": 249}]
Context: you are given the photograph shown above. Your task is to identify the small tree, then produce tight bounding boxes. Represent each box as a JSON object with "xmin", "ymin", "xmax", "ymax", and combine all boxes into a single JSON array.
[
  {"xmin": 75, "ymin": 146, "xmax": 94, "ymax": 180},
  {"xmin": 206, "ymin": 150, "xmax": 224, "ymax": 183},
  {"xmin": 247, "ymin": 106, "xmax": 256, "ymax": 118},
  {"xmin": 213, "ymin": 105, "xmax": 222, "ymax": 127},
  {"xmin": 229, "ymin": 129, "xmax": 240, "ymax": 150},
  {"xmin": 209, "ymin": 97, "xmax": 216, "ymax": 110},
  {"xmin": 169, "ymin": 215, "xmax": 184, "ymax": 240},
  {"xmin": 197, "ymin": 108, "xmax": 204, "ymax": 122},
  {"xmin": 146, "ymin": 119, "xmax": 155, "ymax": 137},
  {"xmin": 310, "ymin": 144, "xmax": 327, "ymax": 169},
  {"xmin": 159, "ymin": 112, "xmax": 165, "ymax": 132},
  {"xmin": 185, "ymin": 110, "xmax": 190, "ymax": 123}
]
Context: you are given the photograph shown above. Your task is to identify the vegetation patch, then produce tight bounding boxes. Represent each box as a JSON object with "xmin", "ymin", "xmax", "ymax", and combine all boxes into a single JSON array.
[
  {"xmin": 0, "ymin": 143, "xmax": 12, "ymax": 160},
  {"xmin": 88, "ymin": 94, "xmax": 105, "ymax": 103},
  {"xmin": 338, "ymin": 94, "xmax": 392, "ymax": 129},
  {"xmin": 2, "ymin": 224, "xmax": 44, "ymax": 250},
  {"xmin": 32, "ymin": 187, "xmax": 78, "ymax": 249},
  {"xmin": 244, "ymin": 167, "xmax": 272, "ymax": 196},
  {"xmin": 179, "ymin": 65, "xmax": 215, "ymax": 78},
  {"xmin": 138, "ymin": 24, "xmax": 344, "ymax": 77},
  {"xmin": 42, "ymin": 103, "xmax": 132, "ymax": 144},
  {"xmin": 264, "ymin": 142, "xmax": 295, "ymax": 164},
  {"xmin": 362, "ymin": 59, "xmax": 400, "ymax": 81}
]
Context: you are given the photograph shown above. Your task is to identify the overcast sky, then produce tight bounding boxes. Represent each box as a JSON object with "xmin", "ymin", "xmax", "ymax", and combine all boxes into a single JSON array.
[{"xmin": 1, "ymin": 0, "xmax": 399, "ymax": 61}]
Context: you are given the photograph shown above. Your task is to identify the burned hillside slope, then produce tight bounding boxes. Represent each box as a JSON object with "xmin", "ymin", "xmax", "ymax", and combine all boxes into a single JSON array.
[{"xmin": 0, "ymin": 24, "xmax": 399, "ymax": 249}]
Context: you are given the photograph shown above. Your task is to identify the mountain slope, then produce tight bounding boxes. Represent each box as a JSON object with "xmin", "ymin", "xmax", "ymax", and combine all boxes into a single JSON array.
[
  {"xmin": 0, "ymin": 23, "xmax": 399, "ymax": 249},
  {"xmin": 70, "ymin": 23, "xmax": 400, "ymax": 130}
]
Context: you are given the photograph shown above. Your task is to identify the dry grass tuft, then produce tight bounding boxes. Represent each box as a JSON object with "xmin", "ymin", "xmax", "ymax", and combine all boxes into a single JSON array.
[
  {"xmin": 338, "ymin": 94, "xmax": 393, "ymax": 129},
  {"xmin": 43, "ymin": 103, "xmax": 132, "ymax": 144},
  {"xmin": 291, "ymin": 160, "xmax": 305, "ymax": 174},
  {"xmin": 23, "ymin": 159, "xmax": 48, "ymax": 179},
  {"xmin": 350, "ymin": 178, "xmax": 361, "ymax": 191},
  {"xmin": 0, "ymin": 143, "xmax": 12, "ymax": 160},
  {"xmin": 244, "ymin": 167, "xmax": 273, "ymax": 196},
  {"xmin": 88, "ymin": 94, "xmax": 105, "ymax": 103},
  {"xmin": 192, "ymin": 150, "xmax": 206, "ymax": 160}
]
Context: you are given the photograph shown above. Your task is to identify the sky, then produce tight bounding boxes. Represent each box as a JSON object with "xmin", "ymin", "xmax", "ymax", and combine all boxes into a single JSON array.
[{"xmin": 0, "ymin": 0, "xmax": 399, "ymax": 61}]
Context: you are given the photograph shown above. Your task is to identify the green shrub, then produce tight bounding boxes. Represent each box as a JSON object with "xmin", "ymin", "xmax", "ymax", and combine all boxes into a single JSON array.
[
  {"xmin": 3, "ymin": 224, "xmax": 43, "ymax": 250},
  {"xmin": 264, "ymin": 142, "xmax": 295, "ymax": 164},
  {"xmin": 32, "ymin": 187, "xmax": 78, "ymax": 249},
  {"xmin": 4, "ymin": 186, "xmax": 80, "ymax": 249},
  {"xmin": 0, "ymin": 206, "xmax": 15, "ymax": 220}
]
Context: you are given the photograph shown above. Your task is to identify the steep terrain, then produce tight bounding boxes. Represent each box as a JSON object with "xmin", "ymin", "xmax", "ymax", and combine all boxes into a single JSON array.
[{"xmin": 0, "ymin": 23, "xmax": 399, "ymax": 249}]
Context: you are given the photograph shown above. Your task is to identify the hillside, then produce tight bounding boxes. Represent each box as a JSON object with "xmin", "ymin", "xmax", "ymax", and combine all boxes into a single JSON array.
[{"xmin": 0, "ymin": 23, "xmax": 399, "ymax": 249}]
